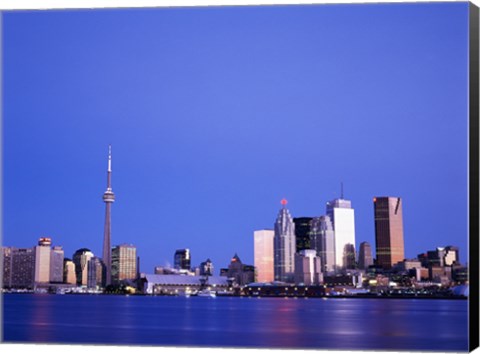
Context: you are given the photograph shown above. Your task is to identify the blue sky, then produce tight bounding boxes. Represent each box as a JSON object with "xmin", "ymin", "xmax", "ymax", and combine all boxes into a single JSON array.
[{"xmin": 2, "ymin": 3, "xmax": 470, "ymax": 273}]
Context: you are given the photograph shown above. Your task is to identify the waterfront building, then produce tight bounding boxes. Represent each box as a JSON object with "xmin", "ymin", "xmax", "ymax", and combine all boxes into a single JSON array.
[
  {"xmin": 112, "ymin": 244, "xmax": 137, "ymax": 284},
  {"xmin": 73, "ymin": 248, "xmax": 94, "ymax": 286},
  {"xmin": 141, "ymin": 274, "xmax": 229, "ymax": 295},
  {"xmin": 102, "ymin": 145, "xmax": 115, "ymax": 286},
  {"xmin": 2, "ymin": 247, "xmax": 12, "ymax": 288},
  {"xmin": 253, "ymin": 229, "xmax": 274, "ymax": 283},
  {"xmin": 294, "ymin": 249, "xmax": 322, "ymax": 285},
  {"xmin": 223, "ymin": 253, "xmax": 255, "ymax": 286},
  {"xmin": 358, "ymin": 242, "xmax": 373, "ymax": 270},
  {"xmin": 326, "ymin": 195, "xmax": 356, "ymax": 271},
  {"xmin": 309, "ymin": 216, "xmax": 335, "ymax": 274},
  {"xmin": 34, "ymin": 237, "xmax": 52, "ymax": 284},
  {"xmin": 199, "ymin": 258, "xmax": 214, "ymax": 276},
  {"xmin": 87, "ymin": 257, "xmax": 105, "ymax": 289},
  {"xmin": 373, "ymin": 197, "xmax": 405, "ymax": 269},
  {"xmin": 50, "ymin": 246, "xmax": 64, "ymax": 283},
  {"xmin": 418, "ymin": 246, "xmax": 460, "ymax": 268},
  {"xmin": 274, "ymin": 199, "xmax": 296, "ymax": 283},
  {"xmin": 293, "ymin": 217, "xmax": 313, "ymax": 252},
  {"xmin": 11, "ymin": 248, "xmax": 35, "ymax": 289},
  {"xmin": 174, "ymin": 249, "xmax": 191, "ymax": 271},
  {"xmin": 63, "ymin": 258, "xmax": 76, "ymax": 284}
]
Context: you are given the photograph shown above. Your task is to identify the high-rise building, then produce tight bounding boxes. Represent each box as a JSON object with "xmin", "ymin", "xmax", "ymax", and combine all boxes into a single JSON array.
[
  {"xmin": 2, "ymin": 247, "xmax": 12, "ymax": 288},
  {"xmin": 11, "ymin": 248, "xmax": 35, "ymax": 289},
  {"xmin": 274, "ymin": 199, "xmax": 296, "ymax": 283},
  {"xmin": 326, "ymin": 195, "xmax": 356, "ymax": 271},
  {"xmin": 73, "ymin": 248, "xmax": 94, "ymax": 286},
  {"xmin": 88, "ymin": 257, "xmax": 105, "ymax": 289},
  {"xmin": 309, "ymin": 216, "xmax": 335, "ymax": 274},
  {"xmin": 63, "ymin": 258, "xmax": 76, "ymax": 284},
  {"xmin": 293, "ymin": 217, "xmax": 313, "ymax": 252},
  {"xmin": 199, "ymin": 258, "xmax": 214, "ymax": 276},
  {"xmin": 102, "ymin": 145, "xmax": 115, "ymax": 286},
  {"xmin": 112, "ymin": 244, "xmax": 137, "ymax": 284},
  {"xmin": 174, "ymin": 249, "xmax": 191, "ymax": 270},
  {"xmin": 34, "ymin": 237, "xmax": 52, "ymax": 284},
  {"xmin": 294, "ymin": 249, "xmax": 322, "ymax": 285},
  {"xmin": 253, "ymin": 229, "xmax": 275, "ymax": 283},
  {"xmin": 358, "ymin": 242, "xmax": 373, "ymax": 270},
  {"xmin": 374, "ymin": 196, "xmax": 405, "ymax": 269},
  {"xmin": 223, "ymin": 253, "xmax": 255, "ymax": 286},
  {"xmin": 50, "ymin": 246, "xmax": 64, "ymax": 283}
]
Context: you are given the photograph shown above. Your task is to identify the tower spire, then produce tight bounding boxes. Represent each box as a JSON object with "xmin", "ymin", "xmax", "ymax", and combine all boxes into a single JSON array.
[
  {"xmin": 341, "ymin": 182, "xmax": 344, "ymax": 199},
  {"xmin": 102, "ymin": 145, "xmax": 115, "ymax": 287}
]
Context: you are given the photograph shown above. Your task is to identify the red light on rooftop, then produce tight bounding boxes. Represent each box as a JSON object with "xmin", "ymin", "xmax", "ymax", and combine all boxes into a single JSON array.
[
  {"xmin": 373, "ymin": 197, "xmax": 377, "ymax": 202},
  {"xmin": 281, "ymin": 198, "xmax": 288, "ymax": 206}
]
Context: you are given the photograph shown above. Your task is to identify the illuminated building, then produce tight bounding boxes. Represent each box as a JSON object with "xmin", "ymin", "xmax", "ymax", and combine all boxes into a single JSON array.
[
  {"xmin": 34, "ymin": 237, "xmax": 52, "ymax": 284},
  {"xmin": 224, "ymin": 253, "xmax": 255, "ymax": 286},
  {"xmin": 88, "ymin": 257, "xmax": 105, "ymax": 288},
  {"xmin": 102, "ymin": 145, "xmax": 115, "ymax": 286},
  {"xmin": 11, "ymin": 248, "xmax": 35, "ymax": 289},
  {"xmin": 326, "ymin": 193, "xmax": 356, "ymax": 271},
  {"xmin": 253, "ymin": 229, "xmax": 274, "ymax": 282},
  {"xmin": 63, "ymin": 258, "xmax": 76, "ymax": 284},
  {"xmin": 374, "ymin": 197, "xmax": 405, "ymax": 269},
  {"xmin": 294, "ymin": 249, "xmax": 322, "ymax": 285},
  {"xmin": 358, "ymin": 241, "xmax": 373, "ymax": 270},
  {"xmin": 2, "ymin": 247, "xmax": 12, "ymax": 288},
  {"xmin": 293, "ymin": 217, "xmax": 313, "ymax": 252},
  {"xmin": 310, "ymin": 215, "xmax": 335, "ymax": 274},
  {"xmin": 112, "ymin": 244, "xmax": 137, "ymax": 284},
  {"xmin": 50, "ymin": 246, "xmax": 64, "ymax": 283},
  {"xmin": 174, "ymin": 249, "xmax": 191, "ymax": 270},
  {"xmin": 274, "ymin": 199, "xmax": 296, "ymax": 283},
  {"xmin": 73, "ymin": 248, "xmax": 94, "ymax": 286},
  {"xmin": 199, "ymin": 258, "xmax": 214, "ymax": 276}
]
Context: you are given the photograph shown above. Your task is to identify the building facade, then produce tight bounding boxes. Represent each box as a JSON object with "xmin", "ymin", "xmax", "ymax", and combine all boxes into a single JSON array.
[
  {"xmin": 326, "ymin": 198, "xmax": 356, "ymax": 271},
  {"xmin": 88, "ymin": 257, "xmax": 105, "ymax": 289},
  {"xmin": 294, "ymin": 249, "xmax": 322, "ymax": 285},
  {"xmin": 253, "ymin": 229, "xmax": 274, "ymax": 283},
  {"xmin": 309, "ymin": 216, "xmax": 335, "ymax": 274},
  {"xmin": 199, "ymin": 258, "xmax": 214, "ymax": 276},
  {"xmin": 293, "ymin": 217, "xmax": 313, "ymax": 252},
  {"xmin": 2, "ymin": 247, "xmax": 12, "ymax": 288},
  {"xmin": 73, "ymin": 248, "xmax": 94, "ymax": 286},
  {"xmin": 34, "ymin": 237, "xmax": 52, "ymax": 284},
  {"xmin": 374, "ymin": 197, "xmax": 405, "ymax": 269},
  {"xmin": 50, "ymin": 246, "xmax": 65, "ymax": 283},
  {"xmin": 11, "ymin": 248, "xmax": 35, "ymax": 289},
  {"xmin": 222, "ymin": 253, "xmax": 255, "ymax": 286},
  {"xmin": 63, "ymin": 259, "xmax": 76, "ymax": 284},
  {"xmin": 274, "ymin": 199, "xmax": 296, "ymax": 283},
  {"xmin": 112, "ymin": 244, "xmax": 137, "ymax": 284},
  {"xmin": 174, "ymin": 249, "xmax": 191, "ymax": 271},
  {"xmin": 358, "ymin": 241, "xmax": 373, "ymax": 270}
]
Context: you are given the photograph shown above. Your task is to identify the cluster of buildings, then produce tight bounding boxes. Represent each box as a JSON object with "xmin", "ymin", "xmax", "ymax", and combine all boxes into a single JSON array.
[
  {"xmin": 0, "ymin": 146, "xmax": 468, "ymax": 296},
  {"xmin": 252, "ymin": 195, "xmax": 467, "ymax": 292}
]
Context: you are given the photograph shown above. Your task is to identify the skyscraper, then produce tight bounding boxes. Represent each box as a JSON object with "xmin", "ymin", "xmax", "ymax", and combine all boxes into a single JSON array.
[
  {"xmin": 374, "ymin": 196, "xmax": 405, "ymax": 269},
  {"xmin": 358, "ymin": 241, "xmax": 373, "ymax": 270},
  {"xmin": 50, "ymin": 246, "xmax": 65, "ymax": 283},
  {"xmin": 63, "ymin": 258, "xmax": 76, "ymax": 284},
  {"xmin": 326, "ymin": 193, "xmax": 356, "ymax": 271},
  {"xmin": 2, "ymin": 247, "xmax": 12, "ymax": 288},
  {"xmin": 88, "ymin": 256, "xmax": 105, "ymax": 289},
  {"xmin": 34, "ymin": 237, "xmax": 52, "ymax": 284},
  {"xmin": 274, "ymin": 199, "xmax": 296, "ymax": 283},
  {"xmin": 293, "ymin": 217, "xmax": 313, "ymax": 252},
  {"xmin": 11, "ymin": 248, "xmax": 35, "ymax": 289},
  {"xmin": 174, "ymin": 249, "xmax": 191, "ymax": 270},
  {"xmin": 73, "ymin": 248, "xmax": 94, "ymax": 286},
  {"xmin": 294, "ymin": 249, "xmax": 322, "ymax": 285},
  {"xmin": 253, "ymin": 229, "xmax": 274, "ymax": 283},
  {"xmin": 102, "ymin": 145, "xmax": 115, "ymax": 286},
  {"xmin": 310, "ymin": 215, "xmax": 335, "ymax": 274},
  {"xmin": 112, "ymin": 244, "xmax": 137, "ymax": 284}
]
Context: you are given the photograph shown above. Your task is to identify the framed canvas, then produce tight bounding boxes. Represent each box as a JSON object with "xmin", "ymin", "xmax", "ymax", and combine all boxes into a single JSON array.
[{"xmin": 1, "ymin": 1, "xmax": 479, "ymax": 354}]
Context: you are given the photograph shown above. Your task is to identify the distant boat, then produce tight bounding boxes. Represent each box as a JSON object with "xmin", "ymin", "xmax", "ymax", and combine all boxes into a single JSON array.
[{"xmin": 197, "ymin": 289, "xmax": 216, "ymax": 298}]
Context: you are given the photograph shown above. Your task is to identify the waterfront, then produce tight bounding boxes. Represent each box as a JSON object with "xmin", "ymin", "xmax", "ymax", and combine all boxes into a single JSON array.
[{"xmin": 3, "ymin": 294, "xmax": 468, "ymax": 351}]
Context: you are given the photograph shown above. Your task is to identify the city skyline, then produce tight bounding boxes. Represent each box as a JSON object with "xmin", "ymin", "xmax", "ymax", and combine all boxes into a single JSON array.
[{"xmin": 3, "ymin": 3, "xmax": 469, "ymax": 273}]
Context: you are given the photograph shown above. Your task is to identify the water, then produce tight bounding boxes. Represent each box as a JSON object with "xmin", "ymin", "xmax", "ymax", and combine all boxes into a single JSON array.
[{"xmin": 2, "ymin": 294, "xmax": 468, "ymax": 351}]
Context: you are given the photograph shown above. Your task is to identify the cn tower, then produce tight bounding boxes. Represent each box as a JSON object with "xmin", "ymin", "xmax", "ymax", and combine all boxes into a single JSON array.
[{"xmin": 102, "ymin": 145, "xmax": 115, "ymax": 286}]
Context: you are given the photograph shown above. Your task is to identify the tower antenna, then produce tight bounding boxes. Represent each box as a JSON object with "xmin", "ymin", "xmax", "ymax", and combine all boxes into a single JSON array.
[{"xmin": 341, "ymin": 182, "xmax": 344, "ymax": 199}]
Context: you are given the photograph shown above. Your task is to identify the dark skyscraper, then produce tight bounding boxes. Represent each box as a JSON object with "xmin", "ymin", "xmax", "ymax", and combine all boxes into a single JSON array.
[
  {"xmin": 102, "ymin": 145, "xmax": 115, "ymax": 286},
  {"xmin": 174, "ymin": 249, "xmax": 191, "ymax": 270},
  {"xmin": 293, "ymin": 217, "xmax": 313, "ymax": 252},
  {"xmin": 374, "ymin": 197, "xmax": 405, "ymax": 269},
  {"xmin": 358, "ymin": 241, "xmax": 373, "ymax": 270}
]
